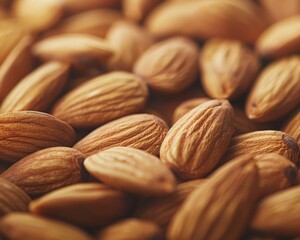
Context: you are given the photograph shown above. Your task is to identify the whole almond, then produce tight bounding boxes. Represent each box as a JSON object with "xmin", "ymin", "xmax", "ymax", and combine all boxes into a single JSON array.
[
  {"xmin": 134, "ymin": 37, "xmax": 198, "ymax": 94},
  {"xmin": 0, "ymin": 111, "xmax": 76, "ymax": 163},
  {"xmin": 246, "ymin": 56, "xmax": 300, "ymax": 122},
  {"xmin": 0, "ymin": 213, "xmax": 93, "ymax": 240},
  {"xmin": 251, "ymin": 186, "xmax": 300, "ymax": 236},
  {"xmin": 160, "ymin": 99, "xmax": 234, "ymax": 180},
  {"xmin": 200, "ymin": 38, "xmax": 260, "ymax": 99},
  {"xmin": 167, "ymin": 156, "xmax": 259, "ymax": 240},
  {"xmin": 52, "ymin": 71, "xmax": 148, "ymax": 128},
  {"xmin": 282, "ymin": 107, "xmax": 300, "ymax": 147},
  {"xmin": 84, "ymin": 147, "xmax": 176, "ymax": 196},
  {"xmin": 74, "ymin": 114, "xmax": 169, "ymax": 157},
  {"xmin": 1, "ymin": 147, "xmax": 85, "ymax": 196},
  {"xmin": 29, "ymin": 183, "xmax": 134, "ymax": 227},
  {"xmin": 0, "ymin": 177, "xmax": 31, "ymax": 216},
  {"xmin": 1, "ymin": 62, "xmax": 69, "ymax": 113}
]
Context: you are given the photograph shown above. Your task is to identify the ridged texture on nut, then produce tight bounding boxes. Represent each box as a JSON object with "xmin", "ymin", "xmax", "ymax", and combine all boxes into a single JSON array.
[
  {"xmin": 160, "ymin": 99, "xmax": 234, "ymax": 180},
  {"xmin": 0, "ymin": 213, "xmax": 93, "ymax": 240},
  {"xmin": 134, "ymin": 37, "xmax": 198, "ymax": 93},
  {"xmin": 0, "ymin": 177, "xmax": 31, "ymax": 216},
  {"xmin": 282, "ymin": 107, "xmax": 300, "ymax": 147},
  {"xmin": 1, "ymin": 147, "xmax": 85, "ymax": 196},
  {"xmin": 29, "ymin": 183, "xmax": 134, "ymax": 227},
  {"xmin": 246, "ymin": 56, "xmax": 300, "ymax": 122},
  {"xmin": 167, "ymin": 157, "xmax": 259, "ymax": 240},
  {"xmin": 200, "ymin": 38, "xmax": 260, "ymax": 99},
  {"xmin": 52, "ymin": 71, "xmax": 148, "ymax": 129},
  {"xmin": 97, "ymin": 218, "xmax": 163, "ymax": 240},
  {"xmin": 0, "ymin": 111, "xmax": 76, "ymax": 163},
  {"xmin": 74, "ymin": 114, "xmax": 169, "ymax": 157},
  {"xmin": 251, "ymin": 186, "xmax": 300, "ymax": 237},
  {"xmin": 1, "ymin": 62, "xmax": 69, "ymax": 113},
  {"xmin": 222, "ymin": 131, "xmax": 300, "ymax": 164},
  {"xmin": 84, "ymin": 147, "xmax": 176, "ymax": 196},
  {"xmin": 146, "ymin": 0, "xmax": 268, "ymax": 44},
  {"xmin": 256, "ymin": 15, "xmax": 300, "ymax": 58}
]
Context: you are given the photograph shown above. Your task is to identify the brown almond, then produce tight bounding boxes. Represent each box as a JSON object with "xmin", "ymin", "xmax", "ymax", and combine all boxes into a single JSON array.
[
  {"xmin": 74, "ymin": 114, "xmax": 169, "ymax": 157},
  {"xmin": 167, "ymin": 156, "xmax": 259, "ymax": 240},
  {"xmin": 0, "ymin": 177, "xmax": 31, "ymax": 216},
  {"xmin": 84, "ymin": 147, "xmax": 176, "ymax": 196},
  {"xmin": 29, "ymin": 183, "xmax": 134, "ymax": 227},
  {"xmin": 160, "ymin": 99, "xmax": 234, "ymax": 180},
  {"xmin": 0, "ymin": 213, "xmax": 93, "ymax": 240},
  {"xmin": 200, "ymin": 38, "xmax": 260, "ymax": 99},
  {"xmin": 282, "ymin": 107, "xmax": 300, "ymax": 147},
  {"xmin": 246, "ymin": 56, "xmax": 300, "ymax": 122},
  {"xmin": 1, "ymin": 62, "xmax": 69, "ymax": 113},
  {"xmin": 1, "ymin": 147, "xmax": 85, "ymax": 196},
  {"xmin": 51, "ymin": 71, "xmax": 148, "ymax": 129},
  {"xmin": 0, "ymin": 111, "xmax": 76, "ymax": 163},
  {"xmin": 134, "ymin": 37, "xmax": 198, "ymax": 94}
]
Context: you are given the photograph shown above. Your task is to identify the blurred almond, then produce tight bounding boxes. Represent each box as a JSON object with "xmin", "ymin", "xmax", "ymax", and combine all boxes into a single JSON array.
[
  {"xmin": 52, "ymin": 71, "xmax": 148, "ymax": 128},
  {"xmin": 84, "ymin": 147, "xmax": 176, "ymax": 196},
  {"xmin": 30, "ymin": 183, "xmax": 134, "ymax": 227},
  {"xmin": 74, "ymin": 114, "xmax": 169, "ymax": 157},
  {"xmin": 0, "ymin": 111, "xmax": 75, "ymax": 163},
  {"xmin": 1, "ymin": 62, "xmax": 69, "ymax": 113},
  {"xmin": 161, "ymin": 100, "xmax": 234, "ymax": 179},
  {"xmin": 282, "ymin": 107, "xmax": 300, "ymax": 147},
  {"xmin": 246, "ymin": 56, "xmax": 300, "ymax": 122},
  {"xmin": 200, "ymin": 38, "xmax": 260, "ymax": 99},
  {"xmin": 134, "ymin": 37, "xmax": 198, "ymax": 94}
]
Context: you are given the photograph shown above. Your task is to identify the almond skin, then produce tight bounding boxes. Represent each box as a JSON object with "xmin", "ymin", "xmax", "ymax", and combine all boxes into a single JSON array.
[
  {"xmin": 246, "ymin": 56, "xmax": 300, "ymax": 122},
  {"xmin": 200, "ymin": 38, "xmax": 260, "ymax": 100},
  {"xmin": 29, "ymin": 183, "xmax": 135, "ymax": 227},
  {"xmin": 0, "ymin": 177, "xmax": 31, "ymax": 216},
  {"xmin": 282, "ymin": 107, "xmax": 300, "ymax": 147},
  {"xmin": 1, "ymin": 62, "xmax": 69, "ymax": 113},
  {"xmin": 0, "ymin": 111, "xmax": 76, "ymax": 163},
  {"xmin": 1, "ymin": 147, "xmax": 85, "ymax": 196},
  {"xmin": 74, "ymin": 114, "xmax": 169, "ymax": 157},
  {"xmin": 134, "ymin": 37, "xmax": 198, "ymax": 94},
  {"xmin": 84, "ymin": 147, "xmax": 176, "ymax": 196},
  {"xmin": 167, "ymin": 156, "xmax": 259, "ymax": 240},
  {"xmin": 160, "ymin": 99, "xmax": 234, "ymax": 180},
  {"xmin": 51, "ymin": 71, "xmax": 148, "ymax": 129}
]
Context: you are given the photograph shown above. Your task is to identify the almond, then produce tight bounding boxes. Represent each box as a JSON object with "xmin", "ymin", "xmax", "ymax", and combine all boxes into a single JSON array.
[
  {"xmin": 251, "ymin": 186, "xmax": 300, "ymax": 237},
  {"xmin": 1, "ymin": 61, "xmax": 69, "ymax": 113},
  {"xmin": 160, "ymin": 99, "xmax": 234, "ymax": 180},
  {"xmin": 200, "ymin": 38, "xmax": 260, "ymax": 99},
  {"xmin": 0, "ymin": 111, "xmax": 76, "ymax": 163},
  {"xmin": 1, "ymin": 147, "xmax": 85, "ymax": 196},
  {"xmin": 0, "ymin": 213, "xmax": 93, "ymax": 240},
  {"xmin": 0, "ymin": 177, "xmax": 31, "ymax": 216},
  {"xmin": 246, "ymin": 56, "xmax": 300, "ymax": 122},
  {"xmin": 134, "ymin": 37, "xmax": 198, "ymax": 94},
  {"xmin": 74, "ymin": 114, "xmax": 169, "ymax": 157},
  {"xmin": 29, "ymin": 183, "xmax": 135, "ymax": 227},
  {"xmin": 167, "ymin": 156, "xmax": 259, "ymax": 240},
  {"xmin": 84, "ymin": 147, "xmax": 176, "ymax": 196},
  {"xmin": 51, "ymin": 71, "xmax": 148, "ymax": 129},
  {"xmin": 282, "ymin": 107, "xmax": 300, "ymax": 147}
]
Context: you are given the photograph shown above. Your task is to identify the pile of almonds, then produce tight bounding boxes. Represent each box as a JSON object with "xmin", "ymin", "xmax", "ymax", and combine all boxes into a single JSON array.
[{"xmin": 0, "ymin": 0, "xmax": 299, "ymax": 239}]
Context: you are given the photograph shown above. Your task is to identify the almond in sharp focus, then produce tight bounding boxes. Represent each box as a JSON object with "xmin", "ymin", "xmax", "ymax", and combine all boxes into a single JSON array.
[
  {"xmin": 1, "ymin": 61, "xmax": 69, "ymax": 113},
  {"xmin": 74, "ymin": 113, "xmax": 169, "ymax": 157},
  {"xmin": 282, "ymin": 107, "xmax": 300, "ymax": 147},
  {"xmin": 29, "ymin": 183, "xmax": 134, "ymax": 227},
  {"xmin": 167, "ymin": 155, "xmax": 259, "ymax": 240},
  {"xmin": 134, "ymin": 37, "xmax": 198, "ymax": 94},
  {"xmin": 84, "ymin": 147, "xmax": 176, "ymax": 196},
  {"xmin": 0, "ymin": 111, "xmax": 76, "ymax": 163},
  {"xmin": 1, "ymin": 147, "xmax": 85, "ymax": 196},
  {"xmin": 160, "ymin": 99, "xmax": 234, "ymax": 180},
  {"xmin": 246, "ymin": 56, "xmax": 300, "ymax": 122},
  {"xmin": 200, "ymin": 38, "xmax": 260, "ymax": 100},
  {"xmin": 51, "ymin": 71, "xmax": 148, "ymax": 129},
  {"xmin": 0, "ymin": 177, "xmax": 31, "ymax": 216}
]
